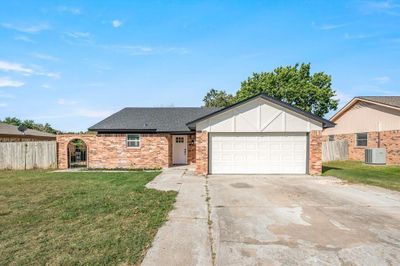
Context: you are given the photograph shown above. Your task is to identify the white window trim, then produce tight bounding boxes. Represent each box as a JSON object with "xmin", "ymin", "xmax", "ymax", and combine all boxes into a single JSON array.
[
  {"xmin": 356, "ymin": 132, "xmax": 368, "ymax": 147},
  {"xmin": 127, "ymin": 134, "xmax": 141, "ymax": 148}
]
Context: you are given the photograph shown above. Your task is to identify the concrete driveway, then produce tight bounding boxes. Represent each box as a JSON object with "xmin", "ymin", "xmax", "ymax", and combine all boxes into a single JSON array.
[{"xmin": 142, "ymin": 168, "xmax": 400, "ymax": 266}]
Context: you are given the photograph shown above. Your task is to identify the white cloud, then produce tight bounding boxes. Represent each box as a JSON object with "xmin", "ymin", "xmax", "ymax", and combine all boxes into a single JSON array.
[
  {"xmin": 312, "ymin": 22, "xmax": 348, "ymax": 30},
  {"xmin": 334, "ymin": 91, "xmax": 353, "ymax": 105},
  {"xmin": 65, "ymin": 31, "xmax": 91, "ymax": 39},
  {"xmin": 57, "ymin": 98, "xmax": 78, "ymax": 105},
  {"xmin": 30, "ymin": 53, "xmax": 59, "ymax": 61},
  {"xmin": 101, "ymin": 44, "xmax": 188, "ymax": 55},
  {"xmin": 58, "ymin": 6, "xmax": 81, "ymax": 15},
  {"xmin": 0, "ymin": 60, "xmax": 60, "ymax": 79},
  {"xmin": 0, "ymin": 61, "xmax": 33, "ymax": 74},
  {"xmin": 112, "ymin": 19, "xmax": 123, "ymax": 28},
  {"xmin": 372, "ymin": 76, "xmax": 390, "ymax": 84},
  {"xmin": 63, "ymin": 31, "xmax": 93, "ymax": 46},
  {"xmin": 359, "ymin": 1, "xmax": 400, "ymax": 15},
  {"xmin": 344, "ymin": 33, "xmax": 372, "ymax": 39},
  {"xmin": 39, "ymin": 71, "xmax": 60, "ymax": 79},
  {"xmin": 0, "ymin": 92, "xmax": 15, "ymax": 98},
  {"xmin": 1, "ymin": 22, "xmax": 49, "ymax": 33},
  {"xmin": 41, "ymin": 83, "xmax": 51, "ymax": 89},
  {"xmin": 14, "ymin": 35, "xmax": 35, "ymax": 43},
  {"xmin": 0, "ymin": 77, "xmax": 24, "ymax": 88}
]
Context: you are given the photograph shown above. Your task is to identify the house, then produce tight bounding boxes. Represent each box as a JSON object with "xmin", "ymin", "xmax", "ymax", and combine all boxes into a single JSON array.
[
  {"xmin": 0, "ymin": 122, "xmax": 56, "ymax": 142},
  {"xmin": 56, "ymin": 94, "xmax": 334, "ymax": 175},
  {"xmin": 322, "ymin": 96, "xmax": 400, "ymax": 165}
]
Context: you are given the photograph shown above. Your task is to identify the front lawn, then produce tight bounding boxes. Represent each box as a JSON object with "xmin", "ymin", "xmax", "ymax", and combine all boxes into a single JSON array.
[
  {"xmin": 322, "ymin": 160, "xmax": 400, "ymax": 191},
  {"xmin": 0, "ymin": 170, "xmax": 176, "ymax": 265}
]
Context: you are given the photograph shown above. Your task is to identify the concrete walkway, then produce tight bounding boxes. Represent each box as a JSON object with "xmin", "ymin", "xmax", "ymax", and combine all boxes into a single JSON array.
[{"xmin": 142, "ymin": 166, "xmax": 212, "ymax": 266}]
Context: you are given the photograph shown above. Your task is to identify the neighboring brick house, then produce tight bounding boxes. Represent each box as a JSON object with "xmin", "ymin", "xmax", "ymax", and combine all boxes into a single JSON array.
[
  {"xmin": 57, "ymin": 94, "xmax": 333, "ymax": 175},
  {"xmin": 0, "ymin": 122, "xmax": 55, "ymax": 142},
  {"xmin": 322, "ymin": 96, "xmax": 400, "ymax": 165}
]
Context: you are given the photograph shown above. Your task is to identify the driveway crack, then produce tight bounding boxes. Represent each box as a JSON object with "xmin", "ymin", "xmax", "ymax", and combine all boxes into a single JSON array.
[{"xmin": 205, "ymin": 175, "xmax": 216, "ymax": 266}]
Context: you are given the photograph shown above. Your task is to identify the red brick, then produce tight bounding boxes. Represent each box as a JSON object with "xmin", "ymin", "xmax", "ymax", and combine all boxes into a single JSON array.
[
  {"xmin": 57, "ymin": 133, "xmax": 174, "ymax": 169},
  {"xmin": 323, "ymin": 130, "xmax": 400, "ymax": 165},
  {"xmin": 309, "ymin": 130, "xmax": 322, "ymax": 175},
  {"xmin": 195, "ymin": 131, "xmax": 208, "ymax": 175}
]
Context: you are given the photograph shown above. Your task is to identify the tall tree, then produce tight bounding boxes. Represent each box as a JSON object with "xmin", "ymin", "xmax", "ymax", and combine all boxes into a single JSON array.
[
  {"xmin": 235, "ymin": 63, "xmax": 338, "ymax": 117},
  {"xmin": 202, "ymin": 89, "xmax": 234, "ymax": 108}
]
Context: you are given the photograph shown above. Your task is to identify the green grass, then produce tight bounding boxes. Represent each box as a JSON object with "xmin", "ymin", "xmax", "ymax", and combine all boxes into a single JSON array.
[
  {"xmin": 322, "ymin": 160, "xmax": 400, "ymax": 191},
  {"xmin": 0, "ymin": 170, "xmax": 177, "ymax": 265}
]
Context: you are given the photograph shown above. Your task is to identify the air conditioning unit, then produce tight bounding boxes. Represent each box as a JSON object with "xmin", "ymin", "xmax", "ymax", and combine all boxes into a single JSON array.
[{"xmin": 365, "ymin": 148, "xmax": 386, "ymax": 165}]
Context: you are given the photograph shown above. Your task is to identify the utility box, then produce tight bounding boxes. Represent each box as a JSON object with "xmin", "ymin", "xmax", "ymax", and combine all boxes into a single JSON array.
[{"xmin": 365, "ymin": 148, "xmax": 386, "ymax": 165}]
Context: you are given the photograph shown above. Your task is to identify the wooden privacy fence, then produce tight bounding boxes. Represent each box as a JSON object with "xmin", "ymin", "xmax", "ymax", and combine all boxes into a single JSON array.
[
  {"xmin": 0, "ymin": 141, "xmax": 57, "ymax": 170},
  {"xmin": 322, "ymin": 140, "xmax": 349, "ymax": 162}
]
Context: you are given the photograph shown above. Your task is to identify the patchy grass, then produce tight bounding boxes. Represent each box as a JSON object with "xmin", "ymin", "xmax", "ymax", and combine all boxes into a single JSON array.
[
  {"xmin": 323, "ymin": 160, "xmax": 400, "ymax": 191},
  {"xmin": 0, "ymin": 170, "xmax": 176, "ymax": 265}
]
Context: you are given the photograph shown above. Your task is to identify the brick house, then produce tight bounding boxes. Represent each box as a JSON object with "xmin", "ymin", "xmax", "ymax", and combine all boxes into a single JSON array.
[
  {"xmin": 0, "ymin": 122, "xmax": 55, "ymax": 142},
  {"xmin": 322, "ymin": 96, "xmax": 400, "ymax": 165},
  {"xmin": 57, "ymin": 94, "xmax": 334, "ymax": 175}
]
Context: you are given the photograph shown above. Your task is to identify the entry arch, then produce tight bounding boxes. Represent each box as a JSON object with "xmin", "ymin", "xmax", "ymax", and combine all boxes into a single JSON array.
[{"xmin": 67, "ymin": 138, "xmax": 88, "ymax": 168}]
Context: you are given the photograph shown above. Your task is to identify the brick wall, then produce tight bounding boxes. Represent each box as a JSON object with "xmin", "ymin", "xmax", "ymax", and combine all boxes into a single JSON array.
[
  {"xmin": 187, "ymin": 134, "xmax": 196, "ymax": 164},
  {"xmin": 57, "ymin": 133, "xmax": 173, "ymax": 169},
  {"xmin": 309, "ymin": 130, "xmax": 322, "ymax": 175},
  {"xmin": 322, "ymin": 130, "xmax": 400, "ymax": 165},
  {"xmin": 195, "ymin": 131, "xmax": 208, "ymax": 175}
]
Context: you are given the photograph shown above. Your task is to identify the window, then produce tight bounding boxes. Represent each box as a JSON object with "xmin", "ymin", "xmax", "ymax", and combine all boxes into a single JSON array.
[
  {"xmin": 127, "ymin": 134, "xmax": 140, "ymax": 147},
  {"xmin": 175, "ymin": 137, "xmax": 184, "ymax": 143},
  {"xmin": 356, "ymin": 133, "xmax": 368, "ymax": 147},
  {"xmin": 328, "ymin": 135, "xmax": 334, "ymax": 141}
]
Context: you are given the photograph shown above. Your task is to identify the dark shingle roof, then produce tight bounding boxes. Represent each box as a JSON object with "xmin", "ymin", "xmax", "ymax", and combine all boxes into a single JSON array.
[
  {"xmin": 0, "ymin": 122, "xmax": 56, "ymax": 138},
  {"xmin": 88, "ymin": 107, "xmax": 221, "ymax": 132},
  {"xmin": 357, "ymin": 96, "xmax": 400, "ymax": 108}
]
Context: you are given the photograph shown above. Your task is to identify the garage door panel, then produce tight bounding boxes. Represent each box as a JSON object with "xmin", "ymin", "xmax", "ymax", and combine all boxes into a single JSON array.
[{"xmin": 210, "ymin": 133, "xmax": 307, "ymax": 174}]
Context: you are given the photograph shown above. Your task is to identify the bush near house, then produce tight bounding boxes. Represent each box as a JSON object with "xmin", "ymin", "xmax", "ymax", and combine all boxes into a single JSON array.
[
  {"xmin": 323, "ymin": 160, "xmax": 400, "ymax": 191},
  {"xmin": 0, "ymin": 170, "xmax": 176, "ymax": 265}
]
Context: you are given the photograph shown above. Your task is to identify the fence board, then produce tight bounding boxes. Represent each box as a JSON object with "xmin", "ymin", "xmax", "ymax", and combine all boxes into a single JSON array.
[
  {"xmin": 322, "ymin": 140, "xmax": 349, "ymax": 162},
  {"xmin": 0, "ymin": 141, "xmax": 57, "ymax": 170}
]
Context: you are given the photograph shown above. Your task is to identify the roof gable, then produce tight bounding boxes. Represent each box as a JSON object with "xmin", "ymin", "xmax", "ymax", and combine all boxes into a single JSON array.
[
  {"xmin": 187, "ymin": 93, "xmax": 334, "ymax": 129},
  {"xmin": 331, "ymin": 96, "xmax": 400, "ymax": 122}
]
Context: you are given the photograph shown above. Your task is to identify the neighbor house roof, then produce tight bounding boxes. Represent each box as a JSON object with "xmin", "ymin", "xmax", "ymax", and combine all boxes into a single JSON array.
[
  {"xmin": 357, "ymin": 96, "xmax": 400, "ymax": 109},
  {"xmin": 187, "ymin": 93, "xmax": 335, "ymax": 128},
  {"xmin": 88, "ymin": 107, "xmax": 221, "ymax": 133},
  {"xmin": 0, "ymin": 122, "xmax": 56, "ymax": 138},
  {"xmin": 330, "ymin": 96, "xmax": 400, "ymax": 121}
]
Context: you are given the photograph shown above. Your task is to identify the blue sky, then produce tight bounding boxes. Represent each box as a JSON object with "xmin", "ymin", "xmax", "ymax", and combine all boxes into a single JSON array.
[{"xmin": 0, "ymin": 0, "xmax": 399, "ymax": 132}]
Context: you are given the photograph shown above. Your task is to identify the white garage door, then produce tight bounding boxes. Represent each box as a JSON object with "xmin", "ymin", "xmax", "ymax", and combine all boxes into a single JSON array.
[{"xmin": 209, "ymin": 133, "xmax": 307, "ymax": 174}]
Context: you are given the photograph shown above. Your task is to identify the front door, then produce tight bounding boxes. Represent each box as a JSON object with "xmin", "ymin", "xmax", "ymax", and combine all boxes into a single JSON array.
[{"xmin": 173, "ymin": 135, "xmax": 187, "ymax": 164}]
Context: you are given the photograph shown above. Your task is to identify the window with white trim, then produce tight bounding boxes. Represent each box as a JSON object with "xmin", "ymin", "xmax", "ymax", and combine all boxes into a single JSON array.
[
  {"xmin": 127, "ymin": 134, "xmax": 140, "ymax": 147},
  {"xmin": 356, "ymin": 133, "xmax": 368, "ymax": 147},
  {"xmin": 175, "ymin": 137, "xmax": 184, "ymax": 143}
]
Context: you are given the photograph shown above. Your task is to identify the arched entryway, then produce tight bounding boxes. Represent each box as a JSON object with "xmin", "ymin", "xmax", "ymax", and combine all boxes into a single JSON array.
[{"xmin": 67, "ymin": 139, "xmax": 87, "ymax": 168}]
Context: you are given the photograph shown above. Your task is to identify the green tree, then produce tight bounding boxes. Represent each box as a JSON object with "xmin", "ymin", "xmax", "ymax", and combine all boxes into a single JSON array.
[
  {"xmin": 2, "ymin": 117, "xmax": 22, "ymax": 126},
  {"xmin": 202, "ymin": 89, "xmax": 235, "ymax": 108},
  {"xmin": 235, "ymin": 63, "xmax": 338, "ymax": 117},
  {"xmin": 1, "ymin": 117, "xmax": 59, "ymax": 134}
]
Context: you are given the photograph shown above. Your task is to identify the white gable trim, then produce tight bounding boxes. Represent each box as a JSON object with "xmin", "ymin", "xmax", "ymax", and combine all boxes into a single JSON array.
[{"xmin": 196, "ymin": 97, "xmax": 322, "ymax": 133}]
